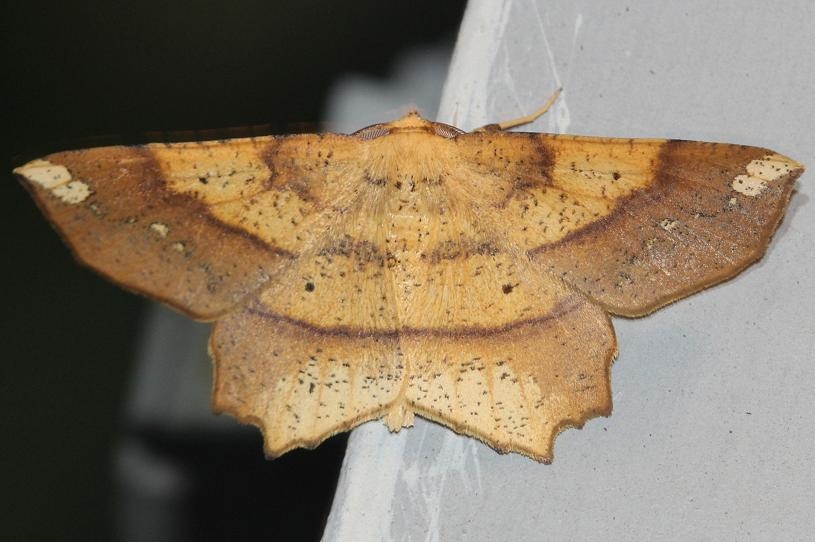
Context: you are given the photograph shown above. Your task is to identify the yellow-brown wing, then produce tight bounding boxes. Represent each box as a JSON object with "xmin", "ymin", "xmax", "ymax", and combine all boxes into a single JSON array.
[
  {"xmin": 17, "ymin": 115, "xmax": 801, "ymax": 463},
  {"xmin": 211, "ymin": 131, "xmax": 617, "ymax": 461},
  {"xmin": 455, "ymin": 132, "xmax": 802, "ymax": 316},
  {"xmin": 211, "ymin": 280, "xmax": 615, "ymax": 462},
  {"xmin": 14, "ymin": 134, "xmax": 366, "ymax": 320}
]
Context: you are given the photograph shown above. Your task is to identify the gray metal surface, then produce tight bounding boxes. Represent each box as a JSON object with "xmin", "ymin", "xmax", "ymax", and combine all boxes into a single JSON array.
[{"xmin": 323, "ymin": 1, "xmax": 815, "ymax": 540}]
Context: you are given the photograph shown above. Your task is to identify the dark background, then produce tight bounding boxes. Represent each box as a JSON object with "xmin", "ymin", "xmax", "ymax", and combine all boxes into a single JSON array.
[{"xmin": 2, "ymin": 2, "xmax": 466, "ymax": 540}]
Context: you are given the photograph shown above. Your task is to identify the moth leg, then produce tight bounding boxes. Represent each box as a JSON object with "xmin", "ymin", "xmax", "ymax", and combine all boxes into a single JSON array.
[{"xmin": 473, "ymin": 87, "xmax": 562, "ymax": 132}]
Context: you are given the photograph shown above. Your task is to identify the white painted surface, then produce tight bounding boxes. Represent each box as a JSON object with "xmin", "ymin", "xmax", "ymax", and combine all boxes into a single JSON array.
[{"xmin": 323, "ymin": 1, "xmax": 815, "ymax": 540}]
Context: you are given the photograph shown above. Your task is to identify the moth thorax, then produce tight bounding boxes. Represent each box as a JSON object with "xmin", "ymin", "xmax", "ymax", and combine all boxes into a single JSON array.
[{"xmin": 365, "ymin": 133, "xmax": 451, "ymax": 185}]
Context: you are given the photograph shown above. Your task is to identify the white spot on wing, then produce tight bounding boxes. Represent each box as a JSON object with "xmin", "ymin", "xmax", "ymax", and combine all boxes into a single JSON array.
[
  {"xmin": 150, "ymin": 222, "xmax": 170, "ymax": 237},
  {"xmin": 746, "ymin": 156, "xmax": 794, "ymax": 181},
  {"xmin": 731, "ymin": 154, "xmax": 796, "ymax": 197},
  {"xmin": 14, "ymin": 159, "xmax": 92, "ymax": 204},
  {"xmin": 51, "ymin": 182, "xmax": 92, "ymax": 204},
  {"xmin": 732, "ymin": 175, "xmax": 766, "ymax": 197},
  {"xmin": 14, "ymin": 159, "xmax": 71, "ymax": 188}
]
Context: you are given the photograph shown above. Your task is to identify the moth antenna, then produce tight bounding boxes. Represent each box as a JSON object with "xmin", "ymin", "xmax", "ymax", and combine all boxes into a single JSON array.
[{"xmin": 474, "ymin": 87, "xmax": 563, "ymax": 132}]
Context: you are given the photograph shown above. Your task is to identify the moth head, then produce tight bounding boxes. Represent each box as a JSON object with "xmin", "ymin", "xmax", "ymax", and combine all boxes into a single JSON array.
[{"xmin": 352, "ymin": 111, "xmax": 464, "ymax": 140}]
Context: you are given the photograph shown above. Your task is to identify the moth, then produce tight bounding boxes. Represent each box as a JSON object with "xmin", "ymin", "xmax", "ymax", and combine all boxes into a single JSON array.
[{"xmin": 15, "ymin": 103, "xmax": 802, "ymax": 462}]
